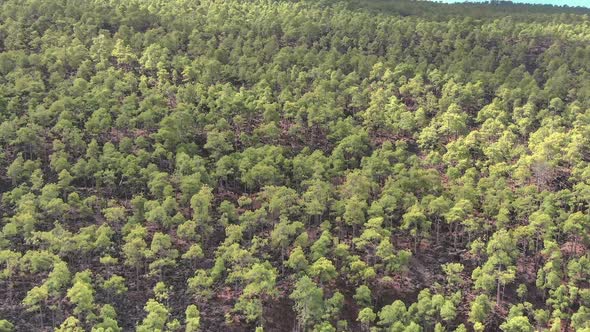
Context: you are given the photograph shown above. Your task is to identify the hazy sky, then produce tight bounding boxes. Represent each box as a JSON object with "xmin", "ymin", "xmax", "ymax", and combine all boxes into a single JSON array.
[{"xmin": 435, "ymin": 0, "xmax": 590, "ymax": 7}]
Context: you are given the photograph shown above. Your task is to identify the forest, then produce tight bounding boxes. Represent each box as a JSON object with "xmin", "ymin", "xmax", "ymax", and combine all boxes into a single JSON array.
[{"xmin": 0, "ymin": 0, "xmax": 589, "ymax": 331}]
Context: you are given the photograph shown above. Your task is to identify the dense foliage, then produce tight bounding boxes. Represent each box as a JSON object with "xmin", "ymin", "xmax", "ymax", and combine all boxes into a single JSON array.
[{"xmin": 0, "ymin": 0, "xmax": 589, "ymax": 331}]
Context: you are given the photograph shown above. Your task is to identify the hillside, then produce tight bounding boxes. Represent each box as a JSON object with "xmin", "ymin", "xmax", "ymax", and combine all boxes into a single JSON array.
[{"xmin": 0, "ymin": 0, "xmax": 589, "ymax": 331}]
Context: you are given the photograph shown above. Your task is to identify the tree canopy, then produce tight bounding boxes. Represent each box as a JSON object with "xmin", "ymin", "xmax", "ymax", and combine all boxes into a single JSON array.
[{"xmin": 0, "ymin": 0, "xmax": 589, "ymax": 330}]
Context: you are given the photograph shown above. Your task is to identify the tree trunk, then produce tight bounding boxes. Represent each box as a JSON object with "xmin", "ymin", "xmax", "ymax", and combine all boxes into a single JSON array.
[
  {"xmin": 496, "ymin": 278, "xmax": 501, "ymax": 305},
  {"xmin": 435, "ymin": 219, "xmax": 440, "ymax": 245},
  {"xmin": 453, "ymin": 223, "xmax": 458, "ymax": 249}
]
